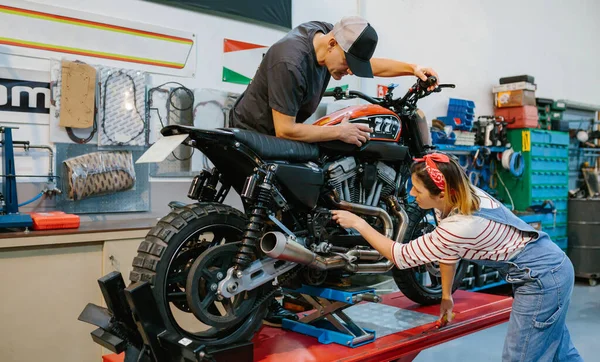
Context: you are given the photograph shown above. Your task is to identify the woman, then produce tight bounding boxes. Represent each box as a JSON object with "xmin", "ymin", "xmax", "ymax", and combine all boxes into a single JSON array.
[{"xmin": 332, "ymin": 153, "xmax": 582, "ymax": 362}]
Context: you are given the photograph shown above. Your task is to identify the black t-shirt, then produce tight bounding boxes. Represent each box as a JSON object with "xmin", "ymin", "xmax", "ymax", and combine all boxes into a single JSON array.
[{"xmin": 230, "ymin": 21, "xmax": 333, "ymax": 136}]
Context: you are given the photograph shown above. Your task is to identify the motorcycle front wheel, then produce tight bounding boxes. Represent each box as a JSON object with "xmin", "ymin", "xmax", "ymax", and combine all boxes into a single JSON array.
[{"xmin": 392, "ymin": 202, "xmax": 468, "ymax": 305}]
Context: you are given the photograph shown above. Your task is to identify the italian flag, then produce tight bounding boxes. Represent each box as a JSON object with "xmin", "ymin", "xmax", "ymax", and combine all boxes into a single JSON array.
[{"xmin": 223, "ymin": 38, "xmax": 269, "ymax": 85}]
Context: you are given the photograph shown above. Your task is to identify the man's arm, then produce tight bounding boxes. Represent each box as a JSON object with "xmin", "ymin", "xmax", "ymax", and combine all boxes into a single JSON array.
[
  {"xmin": 273, "ymin": 110, "xmax": 340, "ymax": 142},
  {"xmin": 370, "ymin": 58, "xmax": 416, "ymax": 77},
  {"xmin": 370, "ymin": 58, "xmax": 439, "ymax": 89},
  {"xmin": 273, "ymin": 109, "xmax": 371, "ymax": 145}
]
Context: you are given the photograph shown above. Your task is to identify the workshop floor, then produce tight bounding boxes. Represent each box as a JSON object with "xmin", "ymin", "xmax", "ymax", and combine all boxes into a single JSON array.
[{"xmin": 366, "ymin": 276, "xmax": 598, "ymax": 362}]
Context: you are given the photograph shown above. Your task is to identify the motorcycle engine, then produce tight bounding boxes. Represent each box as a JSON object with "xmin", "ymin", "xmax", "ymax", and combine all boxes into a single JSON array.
[{"xmin": 326, "ymin": 157, "xmax": 397, "ymax": 206}]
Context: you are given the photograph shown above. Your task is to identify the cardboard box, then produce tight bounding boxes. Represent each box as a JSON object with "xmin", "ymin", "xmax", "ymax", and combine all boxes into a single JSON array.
[
  {"xmin": 494, "ymin": 89, "xmax": 536, "ymax": 108},
  {"xmin": 492, "ymin": 82, "xmax": 537, "ymax": 93}
]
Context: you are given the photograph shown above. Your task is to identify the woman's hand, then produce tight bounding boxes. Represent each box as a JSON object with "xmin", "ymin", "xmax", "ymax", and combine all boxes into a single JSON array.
[
  {"xmin": 437, "ymin": 296, "xmax": 455, "ymax": 327},
  {"xmin": 331, "ymin": 210, "xmax": 367, "ymax": 230}
]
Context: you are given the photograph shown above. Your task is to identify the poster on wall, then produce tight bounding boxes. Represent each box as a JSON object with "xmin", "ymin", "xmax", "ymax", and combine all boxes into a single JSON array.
[
  {"xmin": 222, "ymin": 39, "xmax": 269, "ymax": 85},
  {"xmin": 144, "ymin": 0, "xmax": 292, "ymax": 29},
  {"xmin": 0, "ymin": 67, "xmax": 50, "ymax": 125}
]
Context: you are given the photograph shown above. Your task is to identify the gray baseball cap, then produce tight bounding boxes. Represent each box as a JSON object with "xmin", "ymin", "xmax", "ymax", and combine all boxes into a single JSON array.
[{"xmin": 333, "ymin": 16, "xmax": 378, "ymax": 78}]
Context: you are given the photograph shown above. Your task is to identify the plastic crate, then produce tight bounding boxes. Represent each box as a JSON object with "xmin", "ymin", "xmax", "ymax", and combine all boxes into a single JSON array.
[
  {"xmin": 437, "ymin": 116, "xmax": 472, "ymax": 131},
  {"xmin": 461, "ymin": 276, "xmax": 475, "ymax": 290},
  {"xmin": 530, "ymin": 172, "xmax": 568, "ymax": 186},
  {"xmin": 448, "ymin": 105, "xmax": 475, "ymax": 116},
  {"xmin": 530, "ymin": 144, "xmax": 569, "ymax": 158},
  {"xmin": 495, "ymin": 129, "xmax": 570, "ymax": 210},
  {"xmin": 544, "ymin": 224, "xmax": 567, "ymax": 239},
  {"xmin": 448, "ymin": 111, "xmax": 475, "ymax": 121},
  {"xmin": 495, "ymin": 106, "xmax": 539, "ymax": 129},
  {"xmin": 531, "ymin": 198, "xmax": 568, "ymax": 211},
  {"xmin": 449, "ymin": 98, "xmax": 475, "ymax": 109},
  {"xmin": 551, "ymin": 101, "xmax": 567, "ymax": 111},
  {"xmin": 554, "ymin": 237, "xmax": 568, "ymax": 251},
  {"xmin": 529, "ymin": 129, "xmax": 570, "ymax": 146},
  {"xmin": 541, "ymin": 211, "xmax": 568, "ymax": 226},
  {"xmin": 530, "ymin": 157, "xmax": 568, "ymax": 172}
]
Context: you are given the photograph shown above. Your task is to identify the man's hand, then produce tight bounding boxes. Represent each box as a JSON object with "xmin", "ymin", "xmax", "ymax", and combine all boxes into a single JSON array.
[
  {"xmin": 335, "ymin": 114, "xmax": 371, "ymax": 147},
  {"xmin": 331, "ymin": 210, "xmax": 367, "ymax": 230},
  {"xmin": 413, "ymin": 65, "xmax": 439, "ymax": 91}
]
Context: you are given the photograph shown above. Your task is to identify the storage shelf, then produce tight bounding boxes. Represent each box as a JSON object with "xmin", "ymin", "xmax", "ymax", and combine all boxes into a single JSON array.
[{"xmin": 435, "ymin": 144, "xmax": 507, "ymax": 154}]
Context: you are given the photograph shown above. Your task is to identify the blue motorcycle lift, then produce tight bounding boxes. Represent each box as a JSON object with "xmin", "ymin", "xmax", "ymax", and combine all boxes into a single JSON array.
[
  {"xmin": 282, "ymin": 285, "xmax": 381, "ymax": 348},
  {"xmin": 0, "ymin": 127, "xmax": 33, "ymax": 229}
]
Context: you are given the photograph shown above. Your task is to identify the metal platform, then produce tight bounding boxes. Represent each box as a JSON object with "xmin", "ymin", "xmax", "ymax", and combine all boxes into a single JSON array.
[
  {"xmin": 254, "ymin": 290, "xmax": 513, "ymax": 362},
  {"xmin": 101, "ymin": 283, "xmax": 513, "ymax": 362}
]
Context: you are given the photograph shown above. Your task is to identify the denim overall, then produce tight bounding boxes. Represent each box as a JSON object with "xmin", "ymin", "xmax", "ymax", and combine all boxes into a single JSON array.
[{"xmin": 470, "ymin": 204, "xmax": 583, "ymax": 362}]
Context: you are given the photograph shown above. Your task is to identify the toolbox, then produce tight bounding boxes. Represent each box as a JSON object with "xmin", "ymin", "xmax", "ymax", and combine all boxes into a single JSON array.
[
  {"xmin": 494, "ymin": 89, "xmax": 536, "ymax": 108},
  {"xmin": 500, "ymin": 75, "xmax": 535, "ymax": 84},
  {"xmin": 495, "ymin": 105, "xmax": 539, "ymax": 129},
  {"xmin": 29, "ymin": 211, "xmax": 80, "ymax": 230}
]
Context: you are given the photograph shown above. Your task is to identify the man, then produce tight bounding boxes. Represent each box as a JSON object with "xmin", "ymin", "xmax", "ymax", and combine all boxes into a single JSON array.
[
  {"xmin": 230, "ymin": 15, "xmax": 439, "ymax": 148},
  {"xmin": 231, "ymin": 16, "xmax": 440, "ymax": 326}
]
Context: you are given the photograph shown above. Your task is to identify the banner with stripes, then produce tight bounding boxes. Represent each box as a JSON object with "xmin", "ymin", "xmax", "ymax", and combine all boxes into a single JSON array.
[{"xmin": 0, "ymin": 0, "xmax": 196, "ymax": 77}]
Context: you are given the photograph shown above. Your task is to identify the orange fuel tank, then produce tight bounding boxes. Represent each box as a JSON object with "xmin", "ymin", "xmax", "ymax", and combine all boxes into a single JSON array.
[{"xmin": 314, "ymin": 105, "xmax": 401, "ymax": 142}]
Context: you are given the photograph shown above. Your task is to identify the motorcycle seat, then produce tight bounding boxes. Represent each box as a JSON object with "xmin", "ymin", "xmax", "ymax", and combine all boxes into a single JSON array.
[{"xmin": 228, "ymin": 128, "xmax": 320, "ymax": 163}]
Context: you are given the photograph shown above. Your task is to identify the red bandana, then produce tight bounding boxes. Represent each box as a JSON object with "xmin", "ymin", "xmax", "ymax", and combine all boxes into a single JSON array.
[{"xmin": 414, "ymin": 153, "xmax": 450, "ymax": 191}]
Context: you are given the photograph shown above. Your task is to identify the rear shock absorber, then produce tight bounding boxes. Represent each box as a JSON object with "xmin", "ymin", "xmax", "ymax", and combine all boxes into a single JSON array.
[{"xmin": 233, "ymin": 165, "xmax": 276, "ymax": 270}]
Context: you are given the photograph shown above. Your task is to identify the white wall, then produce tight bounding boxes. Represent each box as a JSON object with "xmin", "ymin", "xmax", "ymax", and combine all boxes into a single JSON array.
[{"xmin": 360, "ymin": 0, "xmax": 600, "ymax": 120}]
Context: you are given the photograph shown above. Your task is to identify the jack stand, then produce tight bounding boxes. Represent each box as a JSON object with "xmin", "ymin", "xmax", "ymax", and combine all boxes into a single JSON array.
[
  {"xmin": 0, "ymin": 127, "xmax": 32, "ymax": 229},
  {"xmin": 78, "ymin": 271, "xmax": 254, "ymax": 362},
  {"xmin": 282, "ymin": 285, "xmax": 380, "ymax": 348}
]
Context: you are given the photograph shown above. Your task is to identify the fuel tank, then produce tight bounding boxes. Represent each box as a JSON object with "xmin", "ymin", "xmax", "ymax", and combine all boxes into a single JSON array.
[{"xmin": 314, "ymin": 105, "xmax": 401, "ymax": 142}]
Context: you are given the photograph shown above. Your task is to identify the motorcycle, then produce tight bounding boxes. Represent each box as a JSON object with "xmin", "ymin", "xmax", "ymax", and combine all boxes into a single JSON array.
[{"xmin": 130, "ymin": 76, "xmax": 465, "ymax": 345}]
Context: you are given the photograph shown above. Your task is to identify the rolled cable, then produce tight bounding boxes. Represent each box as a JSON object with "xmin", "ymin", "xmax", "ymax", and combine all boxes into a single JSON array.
[
  {"xmin": 509, "ymin": 151, "xmax": 525, "ymax": 177},
  {"xmin": 501, "ymin": 148, "xmax": 514, "ymax": 170},
  {"xmin": 468, "ymin": 171, "xmax": 480, "ymax": 187}
]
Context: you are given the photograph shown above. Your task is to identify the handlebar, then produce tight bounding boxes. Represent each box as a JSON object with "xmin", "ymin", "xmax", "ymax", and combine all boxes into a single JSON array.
[
  {"xmin": 418, "ymin": 76, "xmax": 438, "ymax": 90},
  {"xmin": 323, "ymin": 88, "xmax": 380, "ymax": 104},
  {"xmin": 323, "ymin": 76, "xmax": 455, "ymax": 109}
]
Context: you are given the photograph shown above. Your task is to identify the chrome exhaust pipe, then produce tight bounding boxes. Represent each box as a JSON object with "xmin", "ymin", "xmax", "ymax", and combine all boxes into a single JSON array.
[
  {"xmin": 260, "ymin": 232, "xmax": 347, "ymax": 270},
  {"xmin": 260, "ymin": 232, "xmax": 316, "ymax": 265},
  {"xmin": 343, "ymin": 196, "xmax": 410, "ymax": 274},
  {"xmin": 261, "ymin": 196, "xmax": 411, "ymax": 273},
  {"xmin": 328, "ymin": 194, "xmax": 394, "ymax": 239}
]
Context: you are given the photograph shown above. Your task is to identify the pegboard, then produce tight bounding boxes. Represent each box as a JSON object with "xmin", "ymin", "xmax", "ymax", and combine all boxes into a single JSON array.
[
  {"xmin": 148, "ymin": 84, "xmax": 194, "ymax": 177},
  {"xmin": 54, "ymin": 143, "xmax": 149, "ymax": 214},
  {"xmin": 96, "ymin": 66, "xmax": 147, "ymax": 147},
  {"xmin": 149, "ymin": 88, "xmax": 239, "ymax": 178}
]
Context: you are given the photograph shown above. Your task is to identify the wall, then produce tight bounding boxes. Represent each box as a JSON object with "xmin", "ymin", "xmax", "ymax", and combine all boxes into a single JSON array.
[
  {"xmin": 5, "ymin": 0, "xmax": 600, "ymax": 219},
  {"xmin": 2, "ymin": 0, "xmax": 357, "ymax": 219},
  {"xmin": 360, "ymin": 0, "xmax": 600, "ymax": 120}
]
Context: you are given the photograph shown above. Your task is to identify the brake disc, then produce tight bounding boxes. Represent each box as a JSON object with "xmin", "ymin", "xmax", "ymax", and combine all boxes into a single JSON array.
[{"xmin": 185, "ymin": 242, "xmax": 259, "ymax": 330}]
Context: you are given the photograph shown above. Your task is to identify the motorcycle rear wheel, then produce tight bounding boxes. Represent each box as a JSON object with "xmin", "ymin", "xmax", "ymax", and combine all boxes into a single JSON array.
[{"xmin": 129, "ymin": 202, "xmax": 268, "ymax": 345}]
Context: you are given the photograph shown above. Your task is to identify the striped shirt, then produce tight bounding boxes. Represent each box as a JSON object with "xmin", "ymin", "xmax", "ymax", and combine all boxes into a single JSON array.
[{"xmin": 391, "ymin": 188, "xmax": 535, "ymax": 268}]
